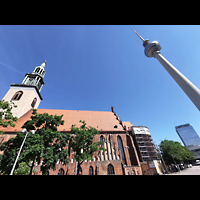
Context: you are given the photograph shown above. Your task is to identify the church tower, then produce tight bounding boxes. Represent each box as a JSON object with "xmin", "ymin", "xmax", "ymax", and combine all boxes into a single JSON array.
[{"xmin": 2, "ymin": 61, "xmax": 46, "ymax": 118}]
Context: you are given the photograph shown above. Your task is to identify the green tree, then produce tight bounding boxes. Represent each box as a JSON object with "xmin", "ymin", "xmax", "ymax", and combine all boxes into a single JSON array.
[
  {"xmin": 69, "ymin": 120, "xmax": 105, "ymax": 175},
  {"xmin": 0, "ymin": 109, "xmax": 70, "ymax": 175},
  {"xmin": 159, "ymin": 140, "xmax": 194, "ymax": 165},
  {"xmin": 13, "ymin": 161, "xmax": 33, "ymax": 175},
  {"xmin": 0, "ymin": 100, "xmax": 18, "ymax": 134}
]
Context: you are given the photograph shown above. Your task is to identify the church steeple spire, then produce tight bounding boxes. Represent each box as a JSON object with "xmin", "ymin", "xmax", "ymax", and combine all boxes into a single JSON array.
[
  {"xmin": 2, "ymin": 61, "xmax": 46, "ymax": 118},
  {"xmin": 21, "ymin": 61, "xmax": 46, "ymax": 92},
  {"xmin": 41, "ymin": 60, "xmax": 46, "ymax": 68}
]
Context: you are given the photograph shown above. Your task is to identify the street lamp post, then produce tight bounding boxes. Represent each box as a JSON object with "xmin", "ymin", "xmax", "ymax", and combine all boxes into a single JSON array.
[{"xmin": 10, "ymin": 128, "xmax": 35, "ymax": 175}]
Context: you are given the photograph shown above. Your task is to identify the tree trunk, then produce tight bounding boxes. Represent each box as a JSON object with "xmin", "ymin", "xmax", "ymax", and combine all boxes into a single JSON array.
[
  {"xmin": 77, "ymin": 162, "xmax": 80, "ymax": 175},
  {"xmin": 29, "ymin": 158, "xmax": 35, "ymax": 175},
  {"xmin": 76, "ymin": 161, "xmax": 83, "ymax": 175}
]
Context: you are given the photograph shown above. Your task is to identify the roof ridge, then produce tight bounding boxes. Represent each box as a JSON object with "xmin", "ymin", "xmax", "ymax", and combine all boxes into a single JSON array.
[{"xmin": 37, "ymin": 108, "xmax": 112, "ymax": 113}]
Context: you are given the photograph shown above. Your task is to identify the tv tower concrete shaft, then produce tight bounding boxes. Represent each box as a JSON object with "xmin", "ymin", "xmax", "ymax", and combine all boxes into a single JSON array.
[
  {"xmin": 133, "ymin": 29, "xmax": 200, "ymax": 111},
  {"xmin": 154, "ymin": 51, "xmax": 200, "ymax": 111}
]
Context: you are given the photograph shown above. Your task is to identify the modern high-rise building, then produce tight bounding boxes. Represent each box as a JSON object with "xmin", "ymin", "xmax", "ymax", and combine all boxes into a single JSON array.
[
  {"xmin": 175, "ymin": 124, "xmax": 200, "ymax": 146},
  {"xmin": 176, "ymin": 124, "xmax": 200, "ymax": 161}
]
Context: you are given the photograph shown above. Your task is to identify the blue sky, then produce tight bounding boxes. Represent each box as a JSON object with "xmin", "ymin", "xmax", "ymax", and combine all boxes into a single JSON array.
[{"xmin": 1, "ymin": 25, "xmax": 200, "ymax": 145}]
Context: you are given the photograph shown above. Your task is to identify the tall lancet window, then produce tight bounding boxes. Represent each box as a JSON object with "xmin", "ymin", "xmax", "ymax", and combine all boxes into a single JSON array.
[
  {"xmin": 89, "ymin": 166, "xmax": 94, "ymax": 175},
  {"xmin": 100, "ymin": 135, "xmax": 105, "ymax": 147},
  {"xmin": 117, "ymin": 135, "xmax": 125, "ymax": 161}
]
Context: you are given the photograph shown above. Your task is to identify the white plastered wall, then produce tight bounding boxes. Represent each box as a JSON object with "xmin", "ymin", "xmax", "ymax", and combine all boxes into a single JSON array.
[{"xmin": 3, "ymin": 86, "xmax": 41, "ymax": 118}]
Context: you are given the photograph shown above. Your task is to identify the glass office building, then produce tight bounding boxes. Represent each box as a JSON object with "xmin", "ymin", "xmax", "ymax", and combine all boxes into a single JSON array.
[{"xmin": 175, "ymin": 123, "xmax": 200, "ymax": 146}]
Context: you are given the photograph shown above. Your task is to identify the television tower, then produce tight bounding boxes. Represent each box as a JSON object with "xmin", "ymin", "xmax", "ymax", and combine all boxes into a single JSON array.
[{"xmin": 133, "ymin": 29, "xmax": 200, "ymax": 111}]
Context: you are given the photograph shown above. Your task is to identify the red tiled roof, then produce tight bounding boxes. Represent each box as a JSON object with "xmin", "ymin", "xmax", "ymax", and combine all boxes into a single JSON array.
[
  {"xmin": 123, "ymin": 121, "xmax": 134, "ymax": 130},
  {"xmin": 1, "ymin": 109, "xmax": 125, "ymax": 133}
]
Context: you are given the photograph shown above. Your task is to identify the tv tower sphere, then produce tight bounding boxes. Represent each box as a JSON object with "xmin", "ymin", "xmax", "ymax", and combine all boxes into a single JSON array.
[
  {"xmin": 143, "ymin": 40, "xmax": 161, "ymax": 58},
  {"xmin": 133, "ymin": 28, "xmax": 200, "ymax": 111}
]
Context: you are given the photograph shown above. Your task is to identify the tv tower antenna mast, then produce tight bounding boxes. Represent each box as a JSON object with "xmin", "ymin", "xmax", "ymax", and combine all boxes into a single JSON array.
[
  {"xmin": 132, "ymin": 29, "xmax": 145, "ymax": 42},
  {"xmin": 132, "ymin": 28, "xmax": 200, "ymax": 111}
]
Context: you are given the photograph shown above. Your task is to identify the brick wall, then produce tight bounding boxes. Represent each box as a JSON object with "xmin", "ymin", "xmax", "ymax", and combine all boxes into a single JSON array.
[{"xmin": 1, "ymin": 131, "xmax": 143, "ymax": 175}]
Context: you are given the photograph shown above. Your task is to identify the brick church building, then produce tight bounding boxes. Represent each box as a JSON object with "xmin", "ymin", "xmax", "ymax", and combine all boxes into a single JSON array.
[{"xmin": 0, "ymin": 61, "xmax": 144, "ymax": 175}]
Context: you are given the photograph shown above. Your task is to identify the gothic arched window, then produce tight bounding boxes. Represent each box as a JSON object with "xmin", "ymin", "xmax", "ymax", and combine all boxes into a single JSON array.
[
  {"xmin": 89, "ymin": 166, "xmax": 94, "ymax": 175},
  {"xmin": 12, "ymin": 91, "xmax": 23, "ymax": 101},
  {"xmin": 58, "ymin": 168, "xmax": 65, "ymax": 175},
  {"xmin": 117, "ymin": 135, "xmax": 125, "ymax": 161},
  {"xmin": 35, "ymin": 67, "xmax": 40, "ymax": 73},
  {"xmin": 107, "ymin": 164, "xmax": 115, "ymax": 175},
  {"xmin": 100, "ymin": 135, "xmax": 105, "ymax": 147},
  {"xmin": 31, "ymin": 97, "xmax": 37, "ymax": 108},
  {"xmin": 78, "ymin": 166, "xmax": 82, "ymax": 175}
]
